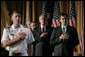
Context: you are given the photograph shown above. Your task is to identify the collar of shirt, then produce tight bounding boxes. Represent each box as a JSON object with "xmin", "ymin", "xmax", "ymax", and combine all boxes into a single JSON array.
[
  {"xmin": 41, "ymin": 25, "xmax": 45, "ymax": 28},
  {"xmin": 61, "ymin": 25, "xmax": 67, "ymax": 32},
  {"xmin": 41, "ymin": 25, "xmax": 46, "ymax": 32},
  {"xmin": 9, "ymin": 24, "xmax": 24, "ymax": 35},
  {"xmin": 11, "ymin": 24, "xmax": 23, "ymax": 30}
]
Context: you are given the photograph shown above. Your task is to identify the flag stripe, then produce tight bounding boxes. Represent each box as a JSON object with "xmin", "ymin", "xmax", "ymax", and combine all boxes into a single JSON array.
[
  {"xmin": 52, "ymin": 1, "xmax": 60, "ymax": 28},
  {"xmin": 55, "ymin": 20, "xmax": 58, "ymax": 27},
  {"xmin": 52, "ymin": 21, "xmax": 54, "ymax": 27},
  {"xmin": 69, "ymin": 19, "xmax": 72, "ymax": 26},
  {"xmin": 58, "ymin": 18, "xmax": 61, "ymax": 26},
  {"xmin": 41, "ymin": 1, "xmax": 47, "ymax": 16},
  {"xmin": 56, "ymin": 19, "xmax": 59, "ymax": 26},
  {"xmin": 69, "ymin": 1, "xmax": 76, "ymax": 28},
  {"xmin": 71, "ymin": 18, "xmax": 74, "ymax": 27}
]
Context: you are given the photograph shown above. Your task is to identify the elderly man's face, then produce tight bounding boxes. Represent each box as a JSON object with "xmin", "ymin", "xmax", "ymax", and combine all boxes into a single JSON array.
[
  {"xmin": 11, "ymin": 13, "xmax": 21, "ymax": 25},
  {"xmin": 30, "ymin": 23, "xmax": 36, "ymax": 30},
  {"xmin": 39, "ymin": 15, "xmax": 45, "ymax": 25}
]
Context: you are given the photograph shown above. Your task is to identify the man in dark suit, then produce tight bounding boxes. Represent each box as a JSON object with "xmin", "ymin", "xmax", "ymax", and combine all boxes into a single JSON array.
[
  {"xmin": 1, "ymin": 47, "xmax": 9, "ymax": 56},
  {"xmin": 30, "ymin": 21, "xmax": 36, "ymax": 56},
  {"xmin": 50, "ymin": 13, "xmax": 79, "ymax": 56},
  {"xmin": 34, "ymin": 15, "xmax": 53, "ymax": 56}
]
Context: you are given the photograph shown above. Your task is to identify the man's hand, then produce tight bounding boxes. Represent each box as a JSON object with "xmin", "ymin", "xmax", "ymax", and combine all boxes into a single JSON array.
[
  {"xmin": 17, "ymin": 32, "xmax": 26, "ymax": 40},
  {"xmin": 59, "ymin": 33, "xmax": 69, "ymax": 39},
  {"xmin": 40, "ymin": 32, "xmax": 47, "ymax": 38},
  {"xmin": 2, "ymin": 32, "xmax": 26, "ymax": 47},
  {"xmin": 52, "ymin": 52, "xmax": 54, "ymax": 56}
]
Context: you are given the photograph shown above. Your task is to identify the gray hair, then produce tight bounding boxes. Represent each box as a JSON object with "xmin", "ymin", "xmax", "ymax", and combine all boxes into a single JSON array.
[{"xmin": 25, "ymin": 20, "xmax": 31, "ymax": 26}]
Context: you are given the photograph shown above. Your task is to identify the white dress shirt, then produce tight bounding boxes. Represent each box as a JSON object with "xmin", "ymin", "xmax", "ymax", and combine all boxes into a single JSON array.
[
  {"xmin": 61, "ymin": 25, "xmax": 67, "ymax": 33},
  {"xmin": 1, "ymin": 24, "xmax": 35, "ymax": 56},
  {"xmin": 41, "ymin": 25, "xmax": 46, "ymax": 32}
]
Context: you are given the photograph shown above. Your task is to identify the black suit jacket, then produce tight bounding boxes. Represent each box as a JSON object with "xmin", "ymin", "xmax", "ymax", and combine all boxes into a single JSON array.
[
  {"xmin": 50, "ymin": 25, "xmax": 79, "ymax": 56},
  {"xmin": 1, "ymin": 47, "xmax": 9, "ymax": 56},
  {"xmin": 34, "ymin": 25, "xmax": 53, "ymax": 56}
]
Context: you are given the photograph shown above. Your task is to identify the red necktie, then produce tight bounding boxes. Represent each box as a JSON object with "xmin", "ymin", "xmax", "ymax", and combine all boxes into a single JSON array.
[{"xmin": 42, "ymin": 27, "xmax": 44, "ymax": 33}]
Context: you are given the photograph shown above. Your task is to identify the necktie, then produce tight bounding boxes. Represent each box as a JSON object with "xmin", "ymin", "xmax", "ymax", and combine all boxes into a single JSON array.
[
  {"xmin": 63, "ymin": 27, "xmax": 65, "ymax": 33},
  {"xmin": 42, "ymin": 27, "xmax": 44, "ymax": 33}
]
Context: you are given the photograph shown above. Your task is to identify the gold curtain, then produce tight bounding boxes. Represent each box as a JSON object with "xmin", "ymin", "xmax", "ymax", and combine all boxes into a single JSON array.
[
  {"xmin": 32, "ymin": 1, "xmax": 36, "ymax": 21},
  {"xmin": 26, "ymin": 1, "xmax": 31, "ymax": 21},
  {"xmin": 75, "ymin": 1, "xmax": 84, "ymax": 54},
  {"xmin": 21, "ymin": 1, "xmax": 26, "ymax": 26},
  {"xmin": 1, "ymin": 1, "xmax": 11, "ymax": 36}
]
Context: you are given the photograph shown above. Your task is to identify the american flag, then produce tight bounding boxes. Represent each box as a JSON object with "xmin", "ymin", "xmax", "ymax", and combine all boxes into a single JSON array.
[
  {"xmin": 69, "ymin": 1, "xmax": 84, "ymax": 56},
  {"xmin": 80, "ymin": 27, "xmax": 84, "ymax": 56},
  {"xmin": 52, "ymin": 1, "xmax": 61, "ymax": 28},
  {"xmin": 69, "ymin": 1, "xmax": 76, "ymax": 27},
  {"xmin": 41, "ymin": 1, "xmax": 47, "ymax": 16}
]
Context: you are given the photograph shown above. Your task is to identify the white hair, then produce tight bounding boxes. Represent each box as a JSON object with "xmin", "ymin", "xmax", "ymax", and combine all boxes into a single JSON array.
[{"xmin": 25, "ymin": 20, "xmax": 31, "ymax": 25}]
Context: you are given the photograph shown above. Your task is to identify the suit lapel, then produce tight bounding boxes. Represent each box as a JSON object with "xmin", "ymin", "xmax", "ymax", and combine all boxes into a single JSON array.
[
  {"xmin": 66, "ymin": 25, "xmax": 69, "ymax": 33},
  {"xmin": 46, "ymin": 26, "xmax": 48, "ymax": 32},
  {"xmin": 59, "ymin": 26, "xmax": 63, "ymax": 34},
  {"xmin": 39, "ymin": 26, "xmax": 42, "ymax": 34},
  {"xmin": 45, "ymin": 26, "xmax": 49, "ymax": 32},
  {"xmin": 60, "ymin": 25, "xmax": 69, "ymax": 34}
]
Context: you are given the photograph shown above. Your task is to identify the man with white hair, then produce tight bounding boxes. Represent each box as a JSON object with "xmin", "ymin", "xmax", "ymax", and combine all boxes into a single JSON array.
[
  {"xmin": 25, "ymin": 20, "xmax": 31, "ymax": 29},
  {"xmin": 34, "ymin": 15, "xmax": 53, "ymax": 56}
]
